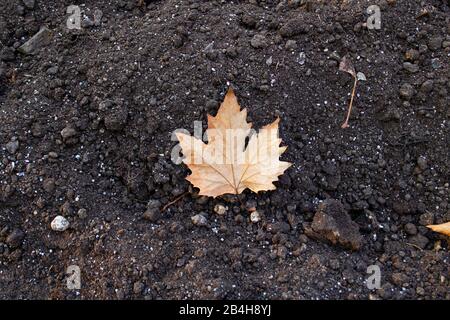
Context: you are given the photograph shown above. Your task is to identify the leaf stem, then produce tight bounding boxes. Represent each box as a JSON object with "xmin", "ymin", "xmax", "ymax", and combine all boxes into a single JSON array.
[{"xmin": 341, "ymin": 76, "xmax": 358, "ymax": 129}]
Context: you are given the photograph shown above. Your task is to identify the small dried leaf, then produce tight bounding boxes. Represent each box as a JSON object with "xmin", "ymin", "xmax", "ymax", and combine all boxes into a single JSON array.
[
  {"xmin": 427, "ymin": 222, "xmax": 450, "ymax": 237},
  {"xmin": 339, "ymin": 55, "xmax": 356, "ymax": 78}
]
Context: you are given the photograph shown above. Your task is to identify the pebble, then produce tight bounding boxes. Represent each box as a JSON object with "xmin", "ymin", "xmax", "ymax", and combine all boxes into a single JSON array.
[
  {"xmin": 18, "ymin": 27, "xmax": 53, "ymax": 55},
  {"xmin": 404, "ymin": 223, "xmax": 417, "ymax": 235},
  {"xmin": 307, "ymin": 199, "xmax": 363, "ymax": 250},
  {"xmin": 419, "ymin": 212, "xmax": 434, "ymax": 226},
  {"xmin": 250, "ymin": 34, "xmax": 268, "ymax": 49},
  {"xmin": 143, "ymin": 207, "xmax": 160, "ymax": 222},
  {"xmin": 399, "ymin": 83, "xmax": 414, "ymax": 100},
  {"xmin": 430, "ymin": 58, "xmax": 441, "ymax": 69},
  {"xmin": 417, "ymin": 156, "xmax": 428, "ymax": 170},
  {"xmin": 133, "ymin": 281, "xmax": 145, "ymax": 294},
  {"xmin": 250, "ymin": 211, "xmax": 261, "ymax": 223},
  {"xmin": 404, "ymin": 49, "xmax": 420, "ymax": 61},
  {"xmin": 241, "ymin": 14, "xmax": 256, "ymax": 29},
  {"xmin": 428, "ymin": 36, "xmax": 443, "ymax": 51},
  {"xmin": 48, "ymin": 151, "xmax": 58, "ymax": 159},
  {"xmin": 5, "ymin": 139, "xmax": 19, "ymax": 155},
  {"xmin": 420, "ymin": 80, "xmax": 433, "ymax": 94},
  {"xmin": 191, "ymin": 214, "xmax": 207, "ymax": 226},
  {"xmin": 285, "ymin": 40, "xmax": 297, "ymax": 50},
  {"xmin": 403, "ymin": 62, "xmax": 419, "ymax": 73},
  {"xmin": 45, "ymin": 65, "xmax": 58, "ymax": 74},
  {"xmin": 60, "ymin": 125, "xmax": 78, "ymax": 141},
  {"xmin": 297, "ymin": 52, "xmax": 306, "ymax": 65},
  {"xmin": 213, "ymin": 204, "xmax": 227, "ymax": 215},
  {"xmin": 77, "ymin": 208, "xmax": 87, "ymax": 219},
  {"xmin": 51, "ymin": 215, "xmax": 70, "ymax": 232},
  {"xmin": 42, "ymin": 178, "xmax": 55, "ymax": 193}
]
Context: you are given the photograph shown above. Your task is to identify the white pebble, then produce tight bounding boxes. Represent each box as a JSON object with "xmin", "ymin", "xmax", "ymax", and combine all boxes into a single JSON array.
[
  {"xmin": 191, "ymin": 214, "xmax": 207, "ymax": 226},
  {"xmin": 214, "ymin": 204, "xmax": 227, "ymax": 215},
  {"xmin": 51, "ymin": 215, "xmax": 70, "ymax": 231},
  {"xmin": 250, "ymin": 211, "xmax": 261, "ymax": 223}
]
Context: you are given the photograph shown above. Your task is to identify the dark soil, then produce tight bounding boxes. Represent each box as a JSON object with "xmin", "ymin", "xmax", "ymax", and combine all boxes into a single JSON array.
[{"xmin": 0, "ymin": 0, "xmax": 449, "ymax": 300}]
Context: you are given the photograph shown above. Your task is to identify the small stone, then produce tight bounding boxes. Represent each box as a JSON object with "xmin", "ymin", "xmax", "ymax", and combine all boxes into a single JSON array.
[
  {"xmin": 285, "ymin": 40, "xmax": 297, "ymax": 50},
  {"xmin": 31, "ymin": 122, "xmax": 44, "ymax": 137},
  {"xmin": 297, "ymin": 52, "xmax": 306, "ymax": 65},
  {"xmin": 250, "ymin": 211, "xmax": 261, "ymax": 223},
  {"xmin": 213, "ymin": 204, "xmax": 227, "ymax": 215},
  {"xmin": 51, "ymin": 215, "xmax": 70, "ymax": 232},
  {"xmin": 143, "ymin": 207, "xmax": 160, "ymax": 222},
  {"xmin": 404, "ymin": 49, "xmax": 420, "ymax": 61},
  {"xmin": 250, "ymin": 34, "xmax": 268, "ymax": 49},
  {"xmin": 403, "ymin": 62, "xmax": 419, "ymax": 73},
  {"xmin": 191, "ymin": 214, "xmax": 207, "ymax": 226},
  {"xmin": 42, "ymin": 178, "xmax": 55, "ymax": 193},
  {"xmin": 420, "ymin": 80, "xmax": 433, "ymax": 94},
  {"xmin": 416, "ymin": 287, "xmax": 425, "ymax": 296},
  {"xmin": 133, "ymin": 281, "xmax": 145, "ymax": 295},
  {"xmin": 60, "ymin": 125, "xmax": 78, "ymax": 141},
  {"xmin": 18, "ymin": 27, "xmax": 53, "ymax": 55},
  {"xmin": 417, "ymin": 156, "xmax": 428, "ymax": 170},
  {"xmin": 419, "ymin": 212, "xmax": 434, "ymax": 226},
  {"xmin": 307, "ymin": 199, "xmax": 363, "ymax": 250},
  {"xmin": 6, "ymin": 229, "xmax": 25, "ymax": 248},
  {"xmin": 77, "ymin": 208, "xmax": 87, "ymax": 219},
  {"xmin": 241, "ymin": 14, "xmax": 257, "ymax": 29},
  {"xmin": 147, "ymin": 199, "xmax": 161, "ymax": 209},
  {"xmin": 430, "ymin": 58, "xmax": 441, "ymax": 69},
  {"xmin": 404, "ymin": 223, "xmax": 417, "ymax": 235},
  {"xmin": 48, "ymin": 151, "xmax": 58, "ymax": 159},
  {"xmin": 46, "ymin": 66, "xmax": 58, "ymax": 75},
  {"xmin": 428, "ymin": 36, "xmax": 443, "ymax": 51},
  {"xmin": 5, "ymin": 140, "xmax": 19, "ymax": 154},
  {"xmin": 391, "ymin": 272, "xmax": 408, "ymax": 286},
  {"xmin": 399, "ymin": 83, "xmax": 414, "ymax": 100}
]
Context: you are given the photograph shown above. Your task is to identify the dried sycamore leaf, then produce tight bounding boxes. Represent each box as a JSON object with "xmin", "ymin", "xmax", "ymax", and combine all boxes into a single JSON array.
[
  {"xmin": 176, "ymin": 88, "xmax": 291, "ymax": 198},
  {"xmin": 427, "ymin": 222, "xmax": 450, "ymax": 237},
  {"xmin": 339, "ymin": 55, "xmax": 356, "ymax": 78}
]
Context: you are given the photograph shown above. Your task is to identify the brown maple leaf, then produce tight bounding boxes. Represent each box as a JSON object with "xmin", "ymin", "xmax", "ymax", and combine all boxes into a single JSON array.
[{"xmin": 176, "ymin": 88, "xmax": 291, "ymax": 198}]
